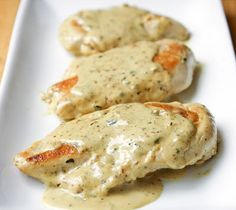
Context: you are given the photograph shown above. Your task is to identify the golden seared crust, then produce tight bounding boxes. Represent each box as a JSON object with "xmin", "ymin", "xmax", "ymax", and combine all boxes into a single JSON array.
[
  {"xmin": 145, "ymin": 102, "xmax": 199, "ymax": 124},
  {"xmin": 186, "ymin": 103, "xmax": 217, "ymax": 163},
  {"xmin": 43, "ymin": 40, "xmax": 196, "ymax": 121},
  {"xmin": 145, "ymin": 101, "xmax": 217, "ymax": 167},
  {"xmin": 59, "ymin": 5, "xmax": 189, "ymax": 56},
  {"xmin": 14, "ymin": 141, "xmax": 90, "ymax": 185},
  {"xmin": 14, "ymin": 102, "xmax": 217, "ymax": 197},
  {"xmin": 152, "ymin": 43, "xmax": 186, "ymax": 72},
  {"xmin": 26, "ymin": 144, "xmax": 78, "ymax": 164},
  {"xmin": 52, "ymin": 76, "xmax": 79, "ymax": 92}
]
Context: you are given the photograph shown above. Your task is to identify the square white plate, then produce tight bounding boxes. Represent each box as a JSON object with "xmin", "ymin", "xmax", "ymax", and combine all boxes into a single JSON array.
[{"xmin": 0, "ymin": 0, "xmax": 236, "ymax": 209}]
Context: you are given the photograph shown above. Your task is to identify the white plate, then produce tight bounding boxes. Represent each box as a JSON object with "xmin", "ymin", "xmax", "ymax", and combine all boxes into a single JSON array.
[{"xmin": 0, "ymin": 0, "xmax": 236, "ymax": 209}]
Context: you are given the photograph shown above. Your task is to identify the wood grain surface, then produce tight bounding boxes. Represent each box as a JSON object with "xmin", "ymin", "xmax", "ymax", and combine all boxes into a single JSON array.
[
  {"xmin": 0, "ymin": 0, "xmax": 20, "ymax": 80},
  {"xmin": 0, "ymin": 0, "xmax": 235, "ymax": 80},
  {"xmin": 223, "ymin": 0, "xmax": 236, "ymax": 52}
]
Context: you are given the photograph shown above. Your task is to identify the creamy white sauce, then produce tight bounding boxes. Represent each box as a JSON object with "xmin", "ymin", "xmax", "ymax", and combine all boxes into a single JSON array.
[
  {"xmin": 43, "ymin": 172, "xmax": 163, "ymax": 210},
  {"xmin": 43, "ymin": 169, "xmax": 188, "ymax": 210},
  {"xmin": 59, "ymin": 5, "xmax": 189, "ymax": 55},
  {"xmin": 17, "ymin": 103, "xmax": 195, "ymax": 196},
  {"xmin": 14, "ymin": 102, "xmax": 217, "ymax": 209},
  {"xmin": 44, "ymin": 40, "xmax": 194, "ymax": 121}
]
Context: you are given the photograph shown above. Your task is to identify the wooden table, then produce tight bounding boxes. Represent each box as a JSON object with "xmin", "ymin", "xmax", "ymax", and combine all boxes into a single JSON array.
[{"xmin": 0, "ymin": 0, "xmax": 235, "ymax": 80}]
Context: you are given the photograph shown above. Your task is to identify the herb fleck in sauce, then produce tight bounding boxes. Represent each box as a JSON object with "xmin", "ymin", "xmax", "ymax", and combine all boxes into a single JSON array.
[{"xmin": 43, "ymin": 171, "xmax": 163, "ymax": 210}]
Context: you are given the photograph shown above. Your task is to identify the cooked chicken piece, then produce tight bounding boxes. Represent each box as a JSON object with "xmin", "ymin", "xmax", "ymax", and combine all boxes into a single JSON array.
[
  {"xmin": 14, "ymin": 102, "xmax": 217, "ymax": 198},
  {"xmin": 42, "ymin": 40, "xmax": 196, "ymax": 121},
  {"xmin": 59, "ymin": 4, "xmax": 189, "ymax": 55}
]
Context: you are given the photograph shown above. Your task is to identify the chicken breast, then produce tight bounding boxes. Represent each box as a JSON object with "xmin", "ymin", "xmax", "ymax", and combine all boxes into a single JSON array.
[
  {"xmin": 14, "ymin": 102, "xmax": 217, "ymax": 198},
  {"xmin": 59, "ymin": 4, "xmax": 189, "ymax": 55},
  {"xmin": 42, "ymin": 40, "xmax": 196, "ymax": 121}
]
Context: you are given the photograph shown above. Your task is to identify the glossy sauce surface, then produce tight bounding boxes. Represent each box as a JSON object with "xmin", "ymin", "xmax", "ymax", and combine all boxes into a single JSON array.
[
  {"xmin": 43, "ymin": 169, "xmax": 187, "ymax": 210},
  {"xmin": 28, "ymin": 103, "xmax": 195, "ymax": 198},
  {"xmin": 43, "ymin": 41, "xmax": 193, "ymax": 120},
  {"xmin": 43, "ymin": 172, "xmax": 163, "ymax": 210},
  {"xmin": 14, "ymin": 102, "xmax": 217, "ymax": 209},
  {"xmin": 59, "ymin": 5, "xmax": 188, "ymax": 55}
]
